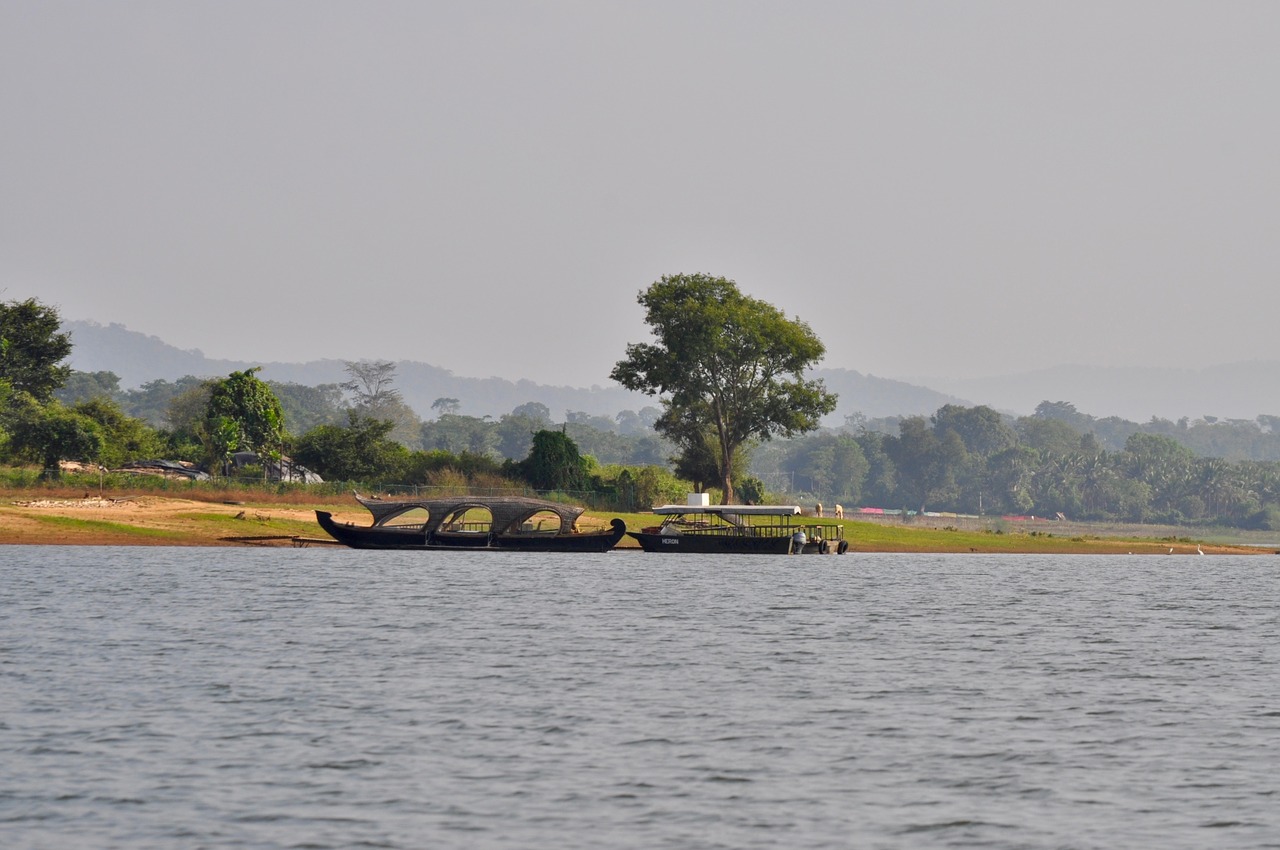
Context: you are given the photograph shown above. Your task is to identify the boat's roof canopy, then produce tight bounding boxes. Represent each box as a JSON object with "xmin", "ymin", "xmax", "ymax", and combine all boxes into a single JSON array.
[
  {"xmin": 354, "ymin": 492, "xmax": 586, "ymax": 533},
  {"xmin": 650, "ymin": 504, "xmax": 802, "ymax": 516}
]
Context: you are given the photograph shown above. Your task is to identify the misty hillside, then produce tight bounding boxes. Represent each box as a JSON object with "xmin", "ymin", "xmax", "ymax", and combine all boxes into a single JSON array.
[
  {"xmin": 65, "ymin": 320, "xmax": 962, "ymax": 422},
  {"xmin": 920, "ymin": 363, "xmax": 1280, "ymax": 423},
  {"xmin": 65, "ymin": 321, "xmax": 1280, "ymax": 424}
]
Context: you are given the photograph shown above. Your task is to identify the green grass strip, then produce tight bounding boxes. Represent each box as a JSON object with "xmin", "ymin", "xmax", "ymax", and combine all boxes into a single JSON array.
[{"xmin": 29, "ymin": 514, "xmax": 187, "ymax": 540}]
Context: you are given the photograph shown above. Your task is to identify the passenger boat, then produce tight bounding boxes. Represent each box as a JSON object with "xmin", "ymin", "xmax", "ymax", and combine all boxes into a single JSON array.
[
  {"xmin": 627, "ymin": 504, "xmax": 849, "ymax": 554},
  {"xmin": 315, "ymin": 493, "xmax": 627, "ymax": 552}
]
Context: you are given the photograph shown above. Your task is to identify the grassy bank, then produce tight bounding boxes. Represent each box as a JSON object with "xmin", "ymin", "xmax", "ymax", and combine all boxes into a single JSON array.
[{"xmin": 581, "ymin": 511, "xmax": 1268, "ymax": 555}]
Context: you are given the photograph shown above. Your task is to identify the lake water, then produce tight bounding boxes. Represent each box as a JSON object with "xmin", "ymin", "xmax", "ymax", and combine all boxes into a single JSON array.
[{"xmin": 2, "ymin": 547, "xmax": 1278, "ymax": 849}]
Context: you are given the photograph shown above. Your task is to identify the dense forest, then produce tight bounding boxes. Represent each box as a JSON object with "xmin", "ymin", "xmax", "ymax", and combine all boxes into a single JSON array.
[{"xmin": 754, "ymin": 403, "xmax": 1280, "ymax": 529}]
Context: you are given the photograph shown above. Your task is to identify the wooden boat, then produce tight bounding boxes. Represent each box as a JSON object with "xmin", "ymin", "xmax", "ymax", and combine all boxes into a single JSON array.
[
  {"xmin": 315, "ymin": 493, "xmax": 627, "ymax": 552},
  {"xmin": 627, "ymin": 504, "xmax": 848, "ymax": 554}
]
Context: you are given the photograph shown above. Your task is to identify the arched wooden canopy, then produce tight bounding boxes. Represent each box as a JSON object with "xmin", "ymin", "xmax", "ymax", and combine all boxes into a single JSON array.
[{"xmin": 355, "ymin": 493, "xmax": 586, "ymax": 537}]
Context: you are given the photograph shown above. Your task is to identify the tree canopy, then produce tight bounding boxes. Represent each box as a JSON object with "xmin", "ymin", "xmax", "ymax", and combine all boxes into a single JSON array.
[
  {"xmin": 55, "ymin": 370, "xmax": 122, "ymax": 406},
  {"xmin": 0, "ymin": 297, "xmax": 73, "ymax": 403},
  {"xmin": 610, "ymin": 273, "xmax": 836, "ymax": 502},
  {"xmin": 5, "ymin": 397, "xmax": 103, "ymax": 477},
  {"xmin": 204, "ymin": 368, "xmax": 285, "ymax": 472},
  {"xmin": 514, "ymin": 429, "xmax": 591, "ymax": 492},
  {"xmin": 342, "ymin": 359, "xmax": 403, "ymax": 411},
  {"xmin": 293, "ymin": 412, "xmax": 408, "ymax": 482},
  {"xmin": 341, "ymin": 359, "xmax": 420, "ymax": 447}
]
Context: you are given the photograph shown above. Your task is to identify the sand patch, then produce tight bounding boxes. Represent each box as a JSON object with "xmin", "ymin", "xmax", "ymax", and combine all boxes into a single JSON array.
[{"xmin": 1, "ymin": 495, "xmax": 352, "ymax": 547}]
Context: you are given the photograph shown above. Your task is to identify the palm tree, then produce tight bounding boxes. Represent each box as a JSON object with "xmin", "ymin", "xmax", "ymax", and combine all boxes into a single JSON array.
[{"xmin": 1196, "ymin": 458, "xmax": 1243, "ymax": 518}]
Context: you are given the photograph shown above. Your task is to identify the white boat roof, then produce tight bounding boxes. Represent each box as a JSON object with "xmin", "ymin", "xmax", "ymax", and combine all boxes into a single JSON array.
[{"xmin": 650, "ymin": 504, "xmax": 802, "ymax": 516}]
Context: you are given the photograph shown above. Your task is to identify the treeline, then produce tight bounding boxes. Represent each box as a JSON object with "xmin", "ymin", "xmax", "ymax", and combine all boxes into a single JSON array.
[
  {"xmin": 2, "ymin": 299, "xmax": 690, "ymax": 510},
  {"xmin": 856, "ymin": 401, "xmax": 1280, "ymax": 463},
  {"xmin": 53, "ymin": 364, "xmax": 1280, "ymax": 529},
  {"xmin": 29, "ymin": 375, "xmax": 689, "ymax": 511},
  {"xmin": 56, "ymin": 368, "xmax": 675, "ymax": 467},
  {"xmin": 752, "ymin": 403, "xmax": 1280, "ymax": 530},
  {"xmin": 11, "ymin": 297, "xmax": 1280, "ymax": 529}
]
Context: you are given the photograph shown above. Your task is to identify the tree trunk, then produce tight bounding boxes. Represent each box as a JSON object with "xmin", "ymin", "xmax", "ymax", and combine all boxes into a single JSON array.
[{"xmin": 720, "ymin": 444, "xmax": 735, "ymax": 504}]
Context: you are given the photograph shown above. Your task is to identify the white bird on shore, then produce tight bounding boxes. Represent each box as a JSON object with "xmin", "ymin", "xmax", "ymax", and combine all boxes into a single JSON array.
[{"xmin": 1197, "ymin": 545, "xmax": 1205, "ymax": 555}]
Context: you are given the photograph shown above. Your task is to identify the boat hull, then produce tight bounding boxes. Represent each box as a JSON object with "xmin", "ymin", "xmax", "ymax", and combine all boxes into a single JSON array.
[
  {"xmin": 626, "ymin": 530, "xmax": 846, "ymax": 554},
  {"xmin": 316, "ymin": 511, "xmax": 625, "ymax": 552},
  {"xmin": 493, "ymin": 519, "xmax": 627, "ymax": 553}
]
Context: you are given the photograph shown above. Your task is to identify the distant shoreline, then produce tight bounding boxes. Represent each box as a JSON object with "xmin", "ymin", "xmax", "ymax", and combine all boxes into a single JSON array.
[{"xmin": 1, "ymin": 492, "xmax": 1271, "ymax": 554}]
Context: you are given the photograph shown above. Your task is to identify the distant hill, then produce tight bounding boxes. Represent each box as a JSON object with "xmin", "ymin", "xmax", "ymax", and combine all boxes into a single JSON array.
[
  {"xmin": 65, "ymin": 320, "xmax": 963, "ymax": 422},
  {"xmin": 811, "ymin": 368, "xmax": 969, "ymax": 423},
  {"xmin": 68, "ymin": 321, "xmax": 1280, "ymax": 423},
  {"xmin": 919, "ymin": 363, "xmax": 1280, "ymax": 422},
  {"xmin": 65, "ymin": 321, "xmax": 646, "ymax": 419}
]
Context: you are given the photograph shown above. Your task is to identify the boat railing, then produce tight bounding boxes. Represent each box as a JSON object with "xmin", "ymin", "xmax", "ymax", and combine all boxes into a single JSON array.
[
  {"xmin": 803, "ymin": 522, "xmax": 845, "ymax": 541},
  {"xmin": 441, "ymin": 520, "xmax": 491, "ymax": 533},
  {"xmin": 663, "ymin": 520, "xmax": 844, "ymax": 541}
]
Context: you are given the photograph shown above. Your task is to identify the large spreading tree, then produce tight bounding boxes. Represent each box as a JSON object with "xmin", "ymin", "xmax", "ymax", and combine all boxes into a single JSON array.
[{"xmin": 610, "ymin": 273, "xmax": 836, "ymax": 503}]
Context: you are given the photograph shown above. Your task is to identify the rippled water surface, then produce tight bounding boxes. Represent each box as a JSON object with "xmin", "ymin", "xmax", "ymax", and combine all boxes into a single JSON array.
[{"xmin": 2, "ymin": 547, "xmax": 1279, "ymax": 849}]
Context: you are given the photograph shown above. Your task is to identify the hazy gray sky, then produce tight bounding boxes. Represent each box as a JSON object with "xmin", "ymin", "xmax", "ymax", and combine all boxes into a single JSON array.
[{"xmin": 3, "ymin": 1, "xmax": 1278, "ymax": 388}]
